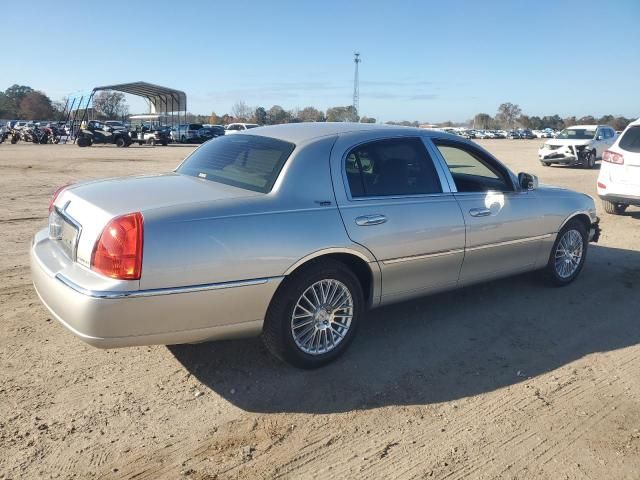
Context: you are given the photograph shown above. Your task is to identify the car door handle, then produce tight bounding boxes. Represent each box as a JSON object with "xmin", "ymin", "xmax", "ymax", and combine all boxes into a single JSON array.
[
  {"xmin": 355, "ymin": 214, "xmax": 387, "ymax": 226},
  {"xmin": 469, "ymin": 208, "xmax": 491, "ymax": 217}
]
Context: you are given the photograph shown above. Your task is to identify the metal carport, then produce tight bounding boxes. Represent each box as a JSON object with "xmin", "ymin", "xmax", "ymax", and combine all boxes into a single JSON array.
[{"xmin": 63, "ymin": 81, "xmax": 187, "ymax": 142}]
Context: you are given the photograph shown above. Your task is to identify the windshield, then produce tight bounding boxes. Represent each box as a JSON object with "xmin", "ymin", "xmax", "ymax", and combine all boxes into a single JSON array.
[
  {"xmin": 176, "ymin": 135, "xmax": 295, "ymax": 193},
  {"xmin": 556, "ymin": 128, "xmax": 596, "ymax": 140}
]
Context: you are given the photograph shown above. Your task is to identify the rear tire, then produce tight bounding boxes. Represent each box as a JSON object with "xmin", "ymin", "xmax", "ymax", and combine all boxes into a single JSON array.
[
  {"xmin": 540, "ymin": 161, "xmax": 550, "ymax": 167},
  {"xmin": 262, "ymin": 259, "xmax": 364, "ymax": 369},
  {"xmin": 602, "ymin": 199, "xmax": 628, "ymax": 215},
  {"xmin": 543, "ymin": 219, "xmax": 588, "ymax": 286},
  {"xmin": 115, "ymin": 137, "xmax": 126, "ymax": 148}
]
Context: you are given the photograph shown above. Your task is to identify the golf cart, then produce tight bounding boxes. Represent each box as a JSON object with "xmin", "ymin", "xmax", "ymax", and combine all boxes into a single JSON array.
[
  {"xmin": 77, "ymin": 120, "xmax": 132, "ymax": 147},
  {"xmin": 129, "ymin": 114, "xmax": 171, "ymax": 146}
]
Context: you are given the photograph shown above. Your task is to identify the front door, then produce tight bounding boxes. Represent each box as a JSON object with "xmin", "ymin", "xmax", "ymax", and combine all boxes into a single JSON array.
[
  {"xmin": 331, "ymin": 134, "xmax": 466, "ymax": 304},
  {"xmin": 429, "ymin": 138, "xmax": 545, "ymax": 285}
]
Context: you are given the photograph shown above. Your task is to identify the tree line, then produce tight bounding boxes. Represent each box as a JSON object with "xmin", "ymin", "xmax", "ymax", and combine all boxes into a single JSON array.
[
  {"xmin": 471, "ymin": 102, "xmax": 633, "ymax": 132},
  {"xmin": 200, "ymin": 101, "xmax": 376, "ymax": 126},
  {"xmin": 1, "ymin": 85, "xmax": 635, "ymax": 132}
]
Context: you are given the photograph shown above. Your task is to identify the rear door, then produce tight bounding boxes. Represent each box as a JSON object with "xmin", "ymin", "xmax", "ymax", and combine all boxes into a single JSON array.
[
  {"xmin": 429, "ymin": 138, "xmax": 545, "ymax": 285},
  {"xmin": 331, "ymin": 132, "xmax": 466, "ymax": 303}
]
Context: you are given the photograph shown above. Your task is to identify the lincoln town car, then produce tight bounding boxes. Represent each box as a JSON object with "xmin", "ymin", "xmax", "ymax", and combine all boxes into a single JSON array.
[{"xmin": 31, "ymin": 123, "xmax": 601, "ymax": 368}]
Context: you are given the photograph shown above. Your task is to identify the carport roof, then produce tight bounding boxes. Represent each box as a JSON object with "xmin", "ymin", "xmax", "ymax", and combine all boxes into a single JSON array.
[{"xmin": 92, "ymin": 81, "xmax": 186, "ymax": 114}]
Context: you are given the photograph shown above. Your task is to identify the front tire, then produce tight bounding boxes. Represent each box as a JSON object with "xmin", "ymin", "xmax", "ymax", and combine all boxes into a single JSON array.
[
  {"xmin": 581, "ymin": 150, "xmax": 596, "ymax": 169},
  {"xmin": 602, "ymin": 200, "xmax": 628, "ymax": 215},
  {"xmin": 540, "ymin": 161, "xmax": 550, "ymax": 167},
  {"xmin": 544, "ymin": 219, "xmax": 588, "ymax": 286},
  {"xmin": 262, "ymin": 259, "xmax": 364, "ymax": 369},
  {"xmin": 115, "ymin": 137, "xmax": 126, "ymax": 147}
]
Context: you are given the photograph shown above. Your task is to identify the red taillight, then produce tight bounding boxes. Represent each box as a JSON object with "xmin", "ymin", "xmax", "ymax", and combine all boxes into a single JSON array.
[
  {"xmin": 91, "ymin": 212, "xmax": 144, "ymax": 280},
  {"xmin": 49, "ymin": 184, "xmax": 70, "ymax": 213},
  {"xmin": 597, "ymin": 182, "xmax": 607, "ymax": 189},
  {"xmin": 603, "ymin": 150, "xmax": 624, "ymax": 164}
]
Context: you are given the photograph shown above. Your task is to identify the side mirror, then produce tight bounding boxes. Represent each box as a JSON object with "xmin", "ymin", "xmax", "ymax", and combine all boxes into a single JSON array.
[
  {"xmin": 596, "ymin": 135, "xmax": 603, "ymax": 141},
  {"xmin": 518, "ymin": 172, "xmax": 538, "ymax": 191}
]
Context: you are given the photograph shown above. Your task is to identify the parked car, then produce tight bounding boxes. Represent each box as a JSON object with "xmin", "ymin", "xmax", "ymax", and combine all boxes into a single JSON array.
[
  {"xmin": 225, "ymin": 123, "xmax": 259, "ymax": 134},
  {"xmin": 538, "ymin": 125, "xmax": 616, "ymax": 168},
  {"xmin": 519, "ymin": 129, "xmax": 536, "ymax": 139},
  {"xmin": 32, "ymin": 123, "xmax": 600, "ymax": 368},
  {"xmin": 173, "ymin": 123, "xmax": 204, "ymax": 143},
  {"xmin": 196, "ymin": 125, "xmax": 225, "ymax": 142},
  {"xmin": 597, "ymin": 118, "xmax": 640, "ymax": 214},
  {"xmin": 507, "ymin": 130, "xmax": 521, "ymax": 139},
  {"xmin": 104, "ymin": 120, "xmax": 128, "ymax": 131}
]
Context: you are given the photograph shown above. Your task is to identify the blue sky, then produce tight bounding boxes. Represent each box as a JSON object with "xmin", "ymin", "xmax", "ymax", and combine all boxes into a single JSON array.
[{"xmin": 2, "ymin": 0, "xmax": 639, "ymax": 122}]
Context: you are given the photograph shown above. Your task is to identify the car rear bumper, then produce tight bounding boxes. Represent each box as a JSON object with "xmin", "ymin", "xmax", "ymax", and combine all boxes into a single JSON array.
[
  {"xmin": 31, "ymin": 230, "xmax": 282, "ymax": 348},
  {"xmin": 598, "ymin": 193, "xmax": 640, "ymax": 206}
]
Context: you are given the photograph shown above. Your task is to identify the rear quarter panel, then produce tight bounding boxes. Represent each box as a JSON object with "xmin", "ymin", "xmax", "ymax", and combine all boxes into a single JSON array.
[{"xmin": 139, "ymin": 135, "xmax": 376, "ymax": 290}]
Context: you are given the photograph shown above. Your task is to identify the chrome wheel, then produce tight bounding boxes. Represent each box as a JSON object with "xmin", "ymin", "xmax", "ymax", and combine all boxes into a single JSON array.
[
  {"xmin": 554, "ymin": 229, "xmax": 583, "ymax": 278},
  {"xmin": 291, "ymin": 279, "xmax": 353, "ymax": 356}
]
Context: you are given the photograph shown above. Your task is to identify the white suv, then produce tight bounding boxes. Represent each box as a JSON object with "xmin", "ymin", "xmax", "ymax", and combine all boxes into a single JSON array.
[
  {"xmin": 538, "ymin": 125, "xmax": 616, "ymax": 168},
  {"xmin": 597, "ymin": 118, "xmax": 640, "ymax": 214}
]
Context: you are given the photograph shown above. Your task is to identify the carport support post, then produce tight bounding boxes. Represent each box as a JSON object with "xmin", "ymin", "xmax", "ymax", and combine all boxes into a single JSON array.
[
  {"xmin": 75, "ymin": 91, "xmax": 95, "ymax": 144},
  {"xmin": 63, "ymin": 98, "xmax": 77, "ymax": 144}
]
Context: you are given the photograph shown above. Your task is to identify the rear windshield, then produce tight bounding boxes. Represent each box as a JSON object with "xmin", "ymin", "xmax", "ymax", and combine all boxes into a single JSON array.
[
  {"xmin": 619, "ymin": 126, "xmax": 640, "ymax": 153},
  {"xmin": 177, "ymin": 135, "xmax": 295, "ymax": 193}
]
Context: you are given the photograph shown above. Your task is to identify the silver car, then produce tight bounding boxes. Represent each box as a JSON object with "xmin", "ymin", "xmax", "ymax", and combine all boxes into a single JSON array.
[{"xmin": 31, "ymin": 123, "xmax": 601, "ymax": 368}]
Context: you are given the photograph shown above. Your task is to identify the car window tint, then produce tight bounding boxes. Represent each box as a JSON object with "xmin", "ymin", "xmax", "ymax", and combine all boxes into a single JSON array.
[
  {"xmin": 618, "ymin": 126, "xmax": 640, "ymax": 153},
  {"xmin": 434, "ymin": 141, "xmax": 512, "ymax": 192},
  {"xmin": 177, "ymin": 135, "xmax": 295, "ymax": 193},
  {"xmin": 346, "ymin": 137, "xmax": 442, "ymax": 198}
]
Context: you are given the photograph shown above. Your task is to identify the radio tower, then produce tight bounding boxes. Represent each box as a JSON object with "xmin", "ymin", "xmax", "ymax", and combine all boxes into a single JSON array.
[{"xmin": 352, "ymin": 52, "xmax": 361, "ymax": 120}]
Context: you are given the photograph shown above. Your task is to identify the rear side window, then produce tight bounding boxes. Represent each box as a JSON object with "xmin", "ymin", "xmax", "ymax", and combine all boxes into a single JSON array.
[
  {"xmin": 619, "ymin": 126, "xmax": 640, "ymax": 153},
  {"xmin": 177, "ymin": 135, "xmax": 295, "ymax": 193},
  {"xmin": 345, "ymin": 137, "xmax": 442, "ymax": 198}
]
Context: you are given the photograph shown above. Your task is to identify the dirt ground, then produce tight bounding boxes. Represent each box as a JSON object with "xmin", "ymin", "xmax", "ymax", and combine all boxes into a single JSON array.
[{"xmin": 1, "ymin": 139, "xmax": 639, "ymax": 480}]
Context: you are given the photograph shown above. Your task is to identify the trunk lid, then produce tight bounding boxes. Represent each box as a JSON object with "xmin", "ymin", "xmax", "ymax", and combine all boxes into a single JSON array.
[{"xmin": 52, "ymin": 173, "xmax": 260, "ymax": 269}]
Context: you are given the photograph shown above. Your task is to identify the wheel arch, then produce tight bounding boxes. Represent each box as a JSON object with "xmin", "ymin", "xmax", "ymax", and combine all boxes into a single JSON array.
[
  {"xmin": 282, "ymin": 248, "xmax": 381, "ymax": 308},
  {"xmin": 559, "ymin": 212, "xmax": 591, "ymax": 232}
]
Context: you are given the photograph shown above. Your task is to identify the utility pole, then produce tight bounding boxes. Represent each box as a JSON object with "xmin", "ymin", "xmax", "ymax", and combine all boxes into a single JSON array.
[{"xmin": 352, "ymin": 52, "xmax": 361, "ymax": 121}]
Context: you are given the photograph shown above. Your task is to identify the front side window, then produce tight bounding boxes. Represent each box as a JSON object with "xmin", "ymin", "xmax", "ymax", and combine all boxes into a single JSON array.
[
  {"xmin": 345, "ymin": 137, "xmax": 442, "ymax": 198},
  {"xmin": 433, "ymin": 140, "xmax": 513, "ymax": 192},
  {"xmin": 177, "ymin": 135, "xmax": 295, "ymax": 193}
]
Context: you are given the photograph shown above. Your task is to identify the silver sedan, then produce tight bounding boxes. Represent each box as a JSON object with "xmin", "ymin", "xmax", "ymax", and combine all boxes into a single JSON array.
[{"xmin": 31, "ymin": 123, "xmax": 601, "ymax": 368}]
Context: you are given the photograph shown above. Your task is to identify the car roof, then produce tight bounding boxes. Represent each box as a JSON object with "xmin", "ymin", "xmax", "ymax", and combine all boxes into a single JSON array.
[
  {"xmin": 245, "ymin": 122, "xmax": 438, "ymax": 143},
  {"xmin": 566, "ymin": 125, "xmax": 603, "ymax": 129}
]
